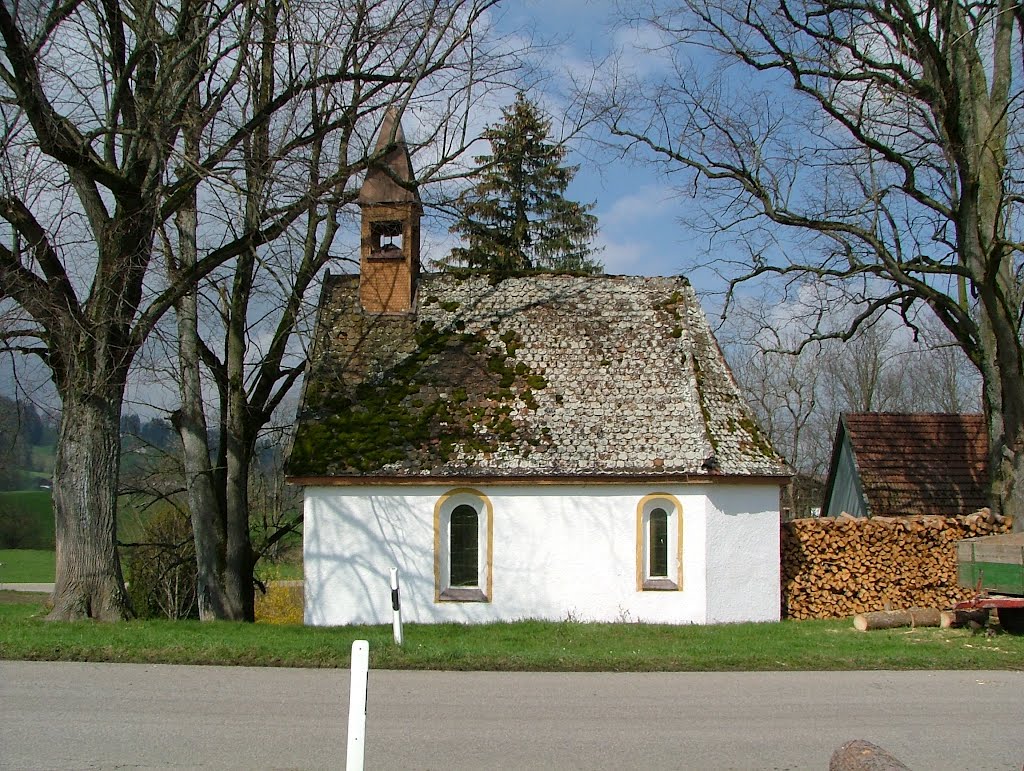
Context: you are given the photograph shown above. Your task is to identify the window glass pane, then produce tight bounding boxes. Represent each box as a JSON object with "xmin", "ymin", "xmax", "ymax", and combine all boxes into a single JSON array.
[
  {"xmin": 649, "ymin": 507, "xmax": 668, "ymax": 578},
  {"xmin": 450, "ymin": 504, "xmax": 479, "ymax": 587}
]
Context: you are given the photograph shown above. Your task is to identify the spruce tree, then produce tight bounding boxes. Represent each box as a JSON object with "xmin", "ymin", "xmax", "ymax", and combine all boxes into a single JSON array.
[{"xmin": 448, "ymin": 93, "xmax": 601, "ymax": 274}]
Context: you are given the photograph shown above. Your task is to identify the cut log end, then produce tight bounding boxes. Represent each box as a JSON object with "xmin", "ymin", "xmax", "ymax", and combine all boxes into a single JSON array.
[
  {"xmin": 940, "ymin": 608, "xmax": 990, "ymax": 628},
  {"xmin": 830, "ymin": 739, "xmax": 911, "ymax": 771}
]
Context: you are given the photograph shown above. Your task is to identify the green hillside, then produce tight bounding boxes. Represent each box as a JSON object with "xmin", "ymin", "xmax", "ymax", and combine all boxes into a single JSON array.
[{"xmin": 1, "ymin": 439, "xmax": 54, "ymax": 491}]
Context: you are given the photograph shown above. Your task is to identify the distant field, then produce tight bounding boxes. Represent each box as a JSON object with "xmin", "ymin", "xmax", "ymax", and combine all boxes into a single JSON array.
[
  {"xmin": 22, "ymin": 444, "xmax": 53, "ymax": 485},
  {"xmin": 0, "ymin": 489, "xmax": 53, "ymax": 519},
  {"xmin": 30, "ymin": 444, "xmax": 55, "ymax": 470},
  {"xmin": 0, "ymin": 550, "xmax": 55, "ymax": 582}
]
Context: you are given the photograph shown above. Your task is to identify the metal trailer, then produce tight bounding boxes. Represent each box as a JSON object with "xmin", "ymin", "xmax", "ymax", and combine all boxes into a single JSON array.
[{"xmin": 955, "ymin": 532, "xmax": 1024, "ymax": 633}]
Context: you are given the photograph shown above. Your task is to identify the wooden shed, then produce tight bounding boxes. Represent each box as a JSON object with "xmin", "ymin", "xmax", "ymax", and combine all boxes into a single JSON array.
[{"xmin": 821, "ymin": 412, "xmax": 988, "ymax": 518}]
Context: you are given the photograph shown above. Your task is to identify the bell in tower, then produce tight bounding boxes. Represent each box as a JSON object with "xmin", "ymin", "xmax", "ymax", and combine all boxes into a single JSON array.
[{"xmin": 357, "ymin": 107, "xmax": 422, "ymax": 314}]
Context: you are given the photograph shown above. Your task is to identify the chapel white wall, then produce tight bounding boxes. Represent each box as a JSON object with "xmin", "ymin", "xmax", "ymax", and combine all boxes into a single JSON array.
[
  {"xmin": 703, "ymin": 484, "xmax": 782, "ymax": 623},
  {"xmin": 303, "ymin": 483, "xmax": 779, "ymax": 626}
]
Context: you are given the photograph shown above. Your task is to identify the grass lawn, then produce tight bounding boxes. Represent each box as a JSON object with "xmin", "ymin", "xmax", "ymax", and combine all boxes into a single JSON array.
[
  {"xmin": 2, "ymin": 593, "xmax": 1023, "ymax": 670},
  {"xmin": 256, "ymin": 561, "xmax": 303, "ymax": 581},
  {"xmin": 0, "ymin": 550, "xmax": 56, "ymax": 582}
]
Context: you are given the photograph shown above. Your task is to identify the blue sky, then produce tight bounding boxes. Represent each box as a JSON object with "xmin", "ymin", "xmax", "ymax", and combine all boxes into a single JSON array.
[{"xmin": 484, "ymin": 0, "xmax": 712, "ymax": 283}]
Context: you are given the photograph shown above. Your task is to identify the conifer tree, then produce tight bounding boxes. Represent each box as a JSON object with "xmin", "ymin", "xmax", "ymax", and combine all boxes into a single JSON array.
[{"xmin": 448, "ymin": 93, "xmax": 601, "ymax": 274}]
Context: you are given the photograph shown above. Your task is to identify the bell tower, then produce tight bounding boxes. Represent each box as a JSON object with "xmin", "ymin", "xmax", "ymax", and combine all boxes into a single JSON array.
[{"xmin": 358, "ymin": 108, "xmax": 422, "ymax": 314}]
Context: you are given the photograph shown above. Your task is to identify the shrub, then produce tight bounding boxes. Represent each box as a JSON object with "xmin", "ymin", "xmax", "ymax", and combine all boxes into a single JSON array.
[
  {"xmin": 0, "ymin": 467, "xmax": 30, "ymax": 491},
  {"xmin": 0, "ymin": 495, "xmax": 53, "ymax": 549},
  {"xmin": 255, "ymin": 581, "xmax": 303, "ymax": 625},
  {"xmin": 123, "ymin": 508, "xmax": 198, "ymax": 619},
  {"xmin": 0, "ymin": 506, "xmax": 38, "ymax": 548}
]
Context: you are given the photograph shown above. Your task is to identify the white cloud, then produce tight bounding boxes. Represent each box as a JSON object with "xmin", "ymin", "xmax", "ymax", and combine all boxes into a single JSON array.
[
  {"xmin": 594, "ymin": 232, "xmax": 650, "ymax": 275},
  {"xmin": 610, "ymin": 22, "xmax": 676, "ymax": 78},
  {"xmin": 589, "ymin": 185, "xmax": 695, "ymax": 276},
  {"xmin": 599, "ymin": 185, "xmax": 677, "ymax": 229}
]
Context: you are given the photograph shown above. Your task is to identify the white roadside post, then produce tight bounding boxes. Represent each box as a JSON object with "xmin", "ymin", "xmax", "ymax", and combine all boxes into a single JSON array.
[
  {"xmin": 390, "ymin": 567, "xmax": 404, "ymax": 646},
  {"xmin": 346, "ymin": 640, "xmax": 369, "ymax": 771}
]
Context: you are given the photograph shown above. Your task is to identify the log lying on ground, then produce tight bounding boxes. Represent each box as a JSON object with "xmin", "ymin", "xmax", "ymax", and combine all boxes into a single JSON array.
[
  {"xmin": 853, "ymin": 608, "xmax": 941, "ymax": 631},
  {"xmin": 939, "ymin": 608, "xmax": 990, "ymax": 629},
  {"xmin": 830, "ymin": 739, "xmax": 910, "ymax": 771}
]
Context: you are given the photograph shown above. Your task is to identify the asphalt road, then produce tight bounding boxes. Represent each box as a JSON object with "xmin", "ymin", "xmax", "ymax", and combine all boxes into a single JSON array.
[{"xmin": 2, "ymin": 662, "xmax": 1022, "ymax": 770}]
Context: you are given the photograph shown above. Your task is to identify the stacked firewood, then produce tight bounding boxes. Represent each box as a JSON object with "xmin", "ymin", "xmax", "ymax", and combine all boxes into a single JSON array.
[{"xmin": 781, "ymin": 511, "xmax": 1012, "ymax": 620}]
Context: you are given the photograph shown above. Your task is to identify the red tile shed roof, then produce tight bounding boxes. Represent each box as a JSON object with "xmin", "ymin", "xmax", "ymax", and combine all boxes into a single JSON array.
[{"xmin": 843, "ymin": 412, "xmax": 988, "ymax": 516}]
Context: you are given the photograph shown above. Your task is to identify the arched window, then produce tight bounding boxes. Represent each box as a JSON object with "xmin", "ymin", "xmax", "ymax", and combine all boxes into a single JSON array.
[
  {"xmin": 449, "ymin": 504, "xmax": 479, "ymax": 587},
  {"xmin": 434, "ymin": 489, "xmax": 492, "ymax": 602},
  {"xmin": 649, "ymin": 507, "xmax": 669, "ymax": 578},
  {"xmin": 637, "ymin": 495, "xmax": 683, "ymax": 591}
]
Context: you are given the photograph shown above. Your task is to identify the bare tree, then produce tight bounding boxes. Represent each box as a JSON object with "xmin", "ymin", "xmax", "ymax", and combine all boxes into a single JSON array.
[
  {"xmin": 603, "ymin": 0, "xmax": 1024, "ymax": 523},
  {"xmin": 0, "ymin": 0, "xmax": 511, "ymax": 619},
  {"xmin": 727, "ymin": 331, "xmax": 824, "ymax": 518},
  {"xmin": 723, "ymin": 300, "xmax": 980, "ymax": 516},
  {"xmin": 818, "ymin": 320, "xmax": 915, "ymax": 414},
  {"xmin": 904, "ymin": 317, "xmax": 982, "ymax": 414},
  {"xmin": 164, "ymin": 2, "xmax": 520, "ymax": 620},
  {"xmin": 723, "ymin": 312, "xmax": 823, "ymax": 474}
]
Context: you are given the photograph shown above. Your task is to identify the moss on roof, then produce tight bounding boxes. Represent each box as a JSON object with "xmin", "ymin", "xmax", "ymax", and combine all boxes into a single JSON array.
[{"xmin": 288, "ymin": 273, "xmax": 789, "ymax": 479}]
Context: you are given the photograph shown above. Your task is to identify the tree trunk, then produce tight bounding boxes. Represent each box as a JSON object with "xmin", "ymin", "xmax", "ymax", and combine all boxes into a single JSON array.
[
  {"xmin": 47, "ymin": 395, "xmax": 132, "ymax": 621},
  {"xmin": 1005, "ymin": 444, "xmax": 1024, "ymax": 532},
  {"xmin": 161, "ymin": 0, "xmax": 231, "ymax": 623},
  {"xmin": 975, "ymin": 295, "xmax": 1024, "ymax": 531},
  {"xmin": 953, "ymin": 0, "xmax": 1024, "ymax": 530},
  {"xmin": 987, "ymin": 358, "xmax": 1024, "ymax": 531},
  {"xmin": 173, "ymin": 254, "xmax": 231, "ymax": 620},
  {"xmin": 224, "ymin": 444, "xmax": 256, "ymax": 621},
  {"xmin": 222, "ymin": 316, "xmax": 256, "ymax": 620},
  {"xmin": 172, "ymin": 99, "xmax": 234, "ymax": 621},
  {"xmin": 212, "ymin": 7, "xmax": 275, "ymax": 624}
]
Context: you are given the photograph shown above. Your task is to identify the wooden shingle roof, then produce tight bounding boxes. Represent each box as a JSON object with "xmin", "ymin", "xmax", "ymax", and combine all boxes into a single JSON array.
[
  {"xmin": 826, "ymin": 412, "xmax": 989, "ymax": 517},
  {"xmin": 288, "ymin": 273, "xmax": 790, "ymax": 482}
]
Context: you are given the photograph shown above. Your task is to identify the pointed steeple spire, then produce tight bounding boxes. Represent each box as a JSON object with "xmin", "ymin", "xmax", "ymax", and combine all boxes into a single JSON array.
[
  {"xmin": 357, "ymin": 107, "xmax": 422, "ymax": 314},
  {"xmin": 358, "ymin": 107, "xmax": 420, "ymax": 205}
]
